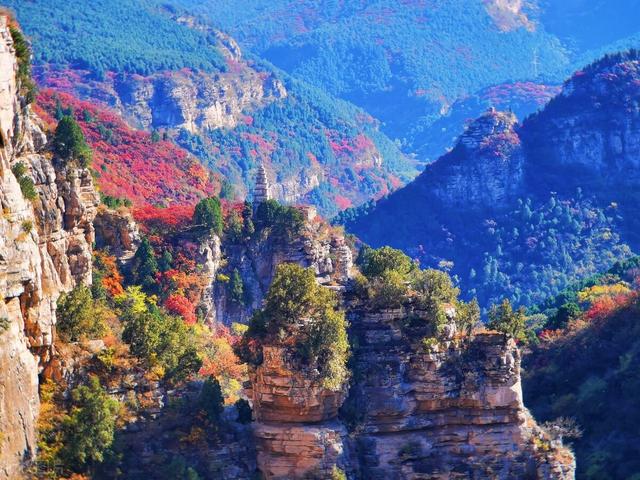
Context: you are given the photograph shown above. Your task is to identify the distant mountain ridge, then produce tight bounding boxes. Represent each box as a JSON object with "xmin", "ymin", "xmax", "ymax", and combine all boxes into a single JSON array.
[{"xmin": 339, "ymin": 52, "xmax": 640, "ymax": 308}]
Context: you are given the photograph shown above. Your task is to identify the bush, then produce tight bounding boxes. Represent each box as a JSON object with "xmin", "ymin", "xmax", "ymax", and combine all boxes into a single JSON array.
[
  {"xmin": 11, "ymin": 162, "xmax": 37, "ymax": 201},
  {"xmin": 193, "ymin": 197, "xmax": 223, "ymax": 235},
  {"xmin": 129, "ymin": 237, "xmax": 158, "ymax": 290},
  {"xmin": 56, "ymin": 285, "xmax": 107, "ymax": 342},
  {"xmin": 9, "ymin": 25, "xmax": 36, "ymax": 104},
  {"xmin": 53, "ymin": 115, "xmax": 92, "ymax": 167}
]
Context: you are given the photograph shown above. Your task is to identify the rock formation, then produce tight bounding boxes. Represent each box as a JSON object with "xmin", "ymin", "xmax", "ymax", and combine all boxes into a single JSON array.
[
  {"xmin": 0, "ymin": 16, "xmax": 99, "ymax": 478},
  {"xmin": 246, "ymin": 304, "xmax": 575, "ymax": 479},
  {"xmin": 94, "ymin": 205, "xmax": 141, "ymax": 264},
  {"xmin": 346, "ymin": 307, "xmax": 575, "ymax": 479},
  {"xmin": 248, "ymin": 346, "xmax": 350, "ymax": 479},
  {"xmin": 202, "ymin": 214, "xmax": 354, "ymax": 326}
]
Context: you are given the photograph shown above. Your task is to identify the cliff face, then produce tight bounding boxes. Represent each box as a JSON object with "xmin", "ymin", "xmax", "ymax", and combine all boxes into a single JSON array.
[
  {"xmin": 0, "ymin": 17, "xmax": 98, "ymax": 478},
  {"xmin": 346, "ymin": 308, "xmax": 575, "ymax": 479},
  {"xmin": 246, "ymin": 303, "xmax": 575, "ymax": 479},
  {"xmin": 202, "ymin": 211, "xmax": 353, "ymax": 326},
  {"xmin": 245, "ymin": 295, "xmax": 575, "ymax": 480},
  {"xmin": 427, "ymin": 110, "xmax": 524, "ymax": 207}
]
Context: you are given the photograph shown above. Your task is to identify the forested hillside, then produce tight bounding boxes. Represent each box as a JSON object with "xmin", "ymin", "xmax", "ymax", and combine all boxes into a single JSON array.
[
  {"xmin": 339, "ymin": 52, "xmax": 640, "ymax": 309},
  {"xmin": 169, "ymin": 0, "xmax": 640, "ymax": 160}
]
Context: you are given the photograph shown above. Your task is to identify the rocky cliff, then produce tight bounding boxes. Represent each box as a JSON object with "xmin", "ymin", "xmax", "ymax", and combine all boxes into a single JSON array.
[
  {"xmin": 0, "ymin": 16, "xmax": 99, "ymax": 478},
  {"xmin": 245, "ymin": 303, "xmax": 575, "ymax": 479},
  {"xmin": 346, "ymin": 307, "xmax": 575, "ymax": 479},
  {"xmin": 201, "ymin": 208, "xmax": 353, "ymax": 326}
]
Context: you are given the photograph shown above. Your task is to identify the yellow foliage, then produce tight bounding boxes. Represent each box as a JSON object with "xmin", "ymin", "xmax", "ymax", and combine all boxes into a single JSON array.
[{"xmin": 577, "ymin": 283, "xmax": 630, "ymax": 305}]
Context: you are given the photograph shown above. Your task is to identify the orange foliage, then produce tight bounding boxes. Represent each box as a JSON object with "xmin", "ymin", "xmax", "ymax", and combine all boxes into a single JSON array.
[
  {"xmin": 164, "ymin": 294, "xmax": 197, "ymax": 325},
  {"xmin": 95, "ymin": 251, "xmax": 124, "ymax": 296}
]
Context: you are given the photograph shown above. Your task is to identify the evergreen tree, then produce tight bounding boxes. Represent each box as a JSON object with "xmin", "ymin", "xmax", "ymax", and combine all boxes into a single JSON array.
[
  {"xmin": 200, "ymin": 376, "xmax": 224, "ymax": 425},
  {"xmin": 193, "ymin": 197, "xmax": 223, "ymax": 236},
  {"xmin": 130, "ymin": 237, "xmax": 158, "ymax": 289},
  {"xmin": 229, "ymin": 269, "xmax": 244, "ymax": 305},
  {"xmin": 53, "ymin": 115, "xmax": 93, "ymax": 167},
  {"xmin": 60, "ymin": 376, "xmax": 119, "ymax": 473},
  {"xmin": 487, "ymin": 299, "xmax": 526, "ymax": 341},
  {"xmin": 242, "ymin": 201, "xmax": 255, "ymax": 237}
]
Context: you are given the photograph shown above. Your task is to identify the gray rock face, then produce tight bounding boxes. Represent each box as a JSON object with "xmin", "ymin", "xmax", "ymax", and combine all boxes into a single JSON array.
[
  {"xmin": 427, "ymin": 109, "xmax": 524, "ymax": 207},
  {"xmin": 94, "ymin": 206, "xmax": 141, "ymax": 264},
  {"xmin": 201, "ymin": 213, "xmax": 354, "ymax": 326},
  {"xmin": 0, "ymin": 17, "xmax": 99, "ymax": 478}
]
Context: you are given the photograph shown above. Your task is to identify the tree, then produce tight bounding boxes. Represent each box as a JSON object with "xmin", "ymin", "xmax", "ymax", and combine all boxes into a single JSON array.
[
  {"xmin": 488, "ymin": 299, "xmax": 526, "ymax": 341},
  {"xmin": 60, "ymin": 376, "xmax": 119, "ymax": 473},
  {"xmin": 130, "ymin": 237, "xmax": 158, "ymax": 289},
  {"xmin": 229, "ymin": 269, "xmax": 245, "ymax": 305},
  {"xmin": 193, "ymin": 197, "xmax": 223, "ymax": 235},
  {"xmin": 200, "ymin": 376, "xmax": 224, "ymax": 425},
  {"xmin": 235, "ymin": 398, "xmax": 252, "ymax": 424},
  {"xmin": 242, "ymin": 201, "xmax": 255, "ymax": 237},
  {"xmin": 53, "ymin": 115, "xmax": 93, "ymax": 167},
  {"xmin": 120, "ymin": 293, "xmax": 201, "ymax": 383},
  {"xmin": 236, "ymin": 264, "xmax": 349, "ymax": 390},
  {"xmin": 57, "ymin": 285, "xmax": 107, "ymax": 342},
  {"xmin": 357, "ymin": 246, "xmax": 414, "ymax": 279}
]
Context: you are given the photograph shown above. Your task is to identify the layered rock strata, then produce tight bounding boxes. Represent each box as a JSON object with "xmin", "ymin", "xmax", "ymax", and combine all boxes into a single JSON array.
[
  {"xmin": 248, "ymin": 346, "xmax": 350, "ymax": 479},
  {"xmin": 346, "ymin": 307, "xmax": 575, "ymax": 479},
  {"xmin": 0, "ymin": 17, "xmax": 99, "ymax": 478}
]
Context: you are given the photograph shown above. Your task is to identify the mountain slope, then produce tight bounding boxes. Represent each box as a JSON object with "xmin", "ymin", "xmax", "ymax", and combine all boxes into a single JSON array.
[
  {"xmin": 170, "ymin": 0, "xmax": 640, "ymax": 161},
  {"xmin": 523, "ymin": 259, "xmax": 640, "ymax": 479},
  {"xmin": 5, "ymin": 0, "xmax": 417, "ymax": 216},
  {"xmin": 340, "ymin": 53, "xmax": 640, "ymax": 308}
]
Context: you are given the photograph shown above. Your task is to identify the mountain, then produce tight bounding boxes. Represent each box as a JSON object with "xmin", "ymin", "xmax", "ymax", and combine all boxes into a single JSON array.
[
  {"xmin": 3, "ymin": 0, "xmax": 417, "ymax": 217},
  {"xmin": 167, "ymin": 0, "xmax": 640, "ymax": 160},
  {"xmin": 523, "ymin": 257, "xmax": 640, "ymax": 479},
  {"xmin": 339, "ymin": 52, "xmax": 640, "ymax": 308}
]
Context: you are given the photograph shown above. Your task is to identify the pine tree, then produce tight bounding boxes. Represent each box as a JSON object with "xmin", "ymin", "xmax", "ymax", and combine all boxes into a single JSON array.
[
  {"xmin": 53, "ymin": 115, "xmax": 93, "ymax": 167},
  {"xmin": 193, "ymin": 197, "xmax": 223, "ymax": 236},
  {"xmin": 130, "ymin": 237, "xmax": 158, "ymax": 289}
]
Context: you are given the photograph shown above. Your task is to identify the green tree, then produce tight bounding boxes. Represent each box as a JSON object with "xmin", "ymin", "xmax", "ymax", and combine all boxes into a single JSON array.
[
  {"xmin": 120, "ymin": 293, "xmax": 201, "ymax": 383},
  {"xmin": 57, "ymin": 285, "xmax": 107, "ymax": 342},
  {"xmin": 200, "ymin": 376, "xmax": 224, "ymax": 425},
  {"xmin": 151, "ymin": 130, "xmax": 161, "ymax": 143},
  {"xmin": 130, "ymin": 237, "xmax": 158, "ymax": 289},
  {"xmin": 242, "ymin": 201, "xmax": 255, "ymax": 237},
  {"xmin": 229, "ymin": 269, "xmax": 245, "ymax": 305},
  {"xmin": 357, "ymin": 246, "xmax": 414, "ymax": 279},
  {"xmin": 488, "ymin": 299, "xmax": 526, "ymax": 341},
  {"xmin": 53, "ymin": 115, "xmax": 93, "ymax": 167},
  {"xmin": 237, "ymin": 264, "xmax": 349, "ymax": 390},
  {"xmin": 60, "ymin": 376, "xmax": 119, "ymax": 473},
  {"xmin": 193, "ymin": 197, "xmax": 223, "ymax": 236},
  {"xmin": 11, "ymin": 162, "xmax": 37, "ymax": 201}
]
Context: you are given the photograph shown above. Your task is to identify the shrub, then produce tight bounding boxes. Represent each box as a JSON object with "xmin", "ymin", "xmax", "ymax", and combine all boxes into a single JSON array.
[
  {"xmin": 9, "ymin": 25, "xmax": 36, "ymax": 104},
  {"xmin": 229, "ymin": 269, "xmax": 245, "ymax": 305},
  {"xmin": 56, "ymin": 285, "xmax": 107, "ymax": 342},
  {"xmin": 11, "ymin": 162, "xmax": 37, "ymax": 201},
  {"xmin": 21, "ymin": 220, "xmax": 33, "ymax": 233},
  {"xmin": 53, "ymin": 115, "xmax": 92, "ymax": 167}
]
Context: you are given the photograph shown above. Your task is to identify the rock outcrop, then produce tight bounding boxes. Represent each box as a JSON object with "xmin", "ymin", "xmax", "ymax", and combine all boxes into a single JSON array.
[
  {"xmin": 204, "ymin": 210, "xmax": 354, "ymax": 326},
  {"xmin": 94, "ymin": 205, "xmax": 141, "ymax": 264},
  {"xmin": 427, "ymin": 109, "xmax": 524, "ymax": 207},
  {"xmin": 246, "ymin": 304, "xmax": 575, "ymax": 479},
  {"xmin": 346, "ymin": 307, "xmax": 575, "ymax": 479},
  {"xmin": 248, "ymin": 346, "xmax": 350, "ymax": 479},
  {"xmin": 0, "ymin": 17, "xmax": 99, "ymax": 478}
]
